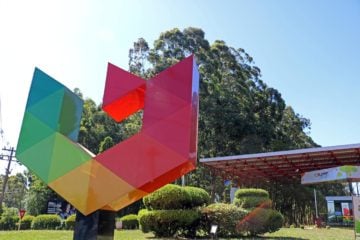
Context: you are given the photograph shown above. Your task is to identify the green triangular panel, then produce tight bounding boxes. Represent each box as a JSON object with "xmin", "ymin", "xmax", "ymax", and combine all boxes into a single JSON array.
[
  {"xmin": 27, "ymin": 89, "xmax": 64, "ymax": 131},
  {"xmin": 26, "ymin": 68, "xmax": 65, "ymax": 109},
  {"xmin": 47, "ymin": 133, "xmax": 92, "ymax": 182},
  {"xmin": 58, "ymin": 89, "xmax": 83, "ymax": 142},
  {"xmin": 16, "ymin": 112, "xmax": 55, "ymax": 155},
  {"xmin": 16, "ymin": 134, "xmax": 56, "ymax": 183}
]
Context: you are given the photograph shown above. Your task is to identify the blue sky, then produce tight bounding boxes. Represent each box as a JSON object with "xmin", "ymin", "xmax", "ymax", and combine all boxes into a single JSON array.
[{"xmin": 0, "ymin": 0, "xmax": 359, "ymax": 174}]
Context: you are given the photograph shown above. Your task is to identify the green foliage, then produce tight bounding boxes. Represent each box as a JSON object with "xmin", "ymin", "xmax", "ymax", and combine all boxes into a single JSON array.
[
  {"xmin": 234, "ymin": 188, "xmax": 271, "ymax": 209},
  {"xmin": 0, "ymin": 207, "xmax": 19, "ymax": 230},
  {"xmin": 184, "ymin": 186, "xmax": 210, "ymax": 207},
  {"xmin": 143, "ymin": 184, "xmax": 210, "ymax": 210},
  {"xmin": 236, "ymin": 208, "xmax": 284, "ymax": 236},
  {"xmin": 78, "ymin": 98, "xmax": 126, "ymax": 154},
  {"xmin": 31, "ymin": 214, "xmax": 61, "ymax": 230},
  {"xmin": 267, "ymin": 210, "xmax": 285, "ymax": 232},
  {"xmin": 120, "ymin": 214, "xmax": 139, "ymax": 229},
  {"xmin": 138, "ymin": 209, "xmax": 200, "ymax": 237},
  {"xmin": 64, "ymin": 214, "xmax": 76, "ymax": 230},
  {"xmin": 0, "ymin": 173, "xmax": 27, "ymax": 209},
  {"xmin": 141, "ymin": 185, "xmax": 209, "ymax": 237},
  {"xmin": 138, "ymin": 209, "xmax": 150, "ymax": 233},
  {"xmin": 201, "ymin": 203, "xmax": 246, "ymax": 238},
  {"xmin": 19, "ymin": 215, "xmax": 35, "ymax": 230},
  {"xmin": 233, "ymin": 188, "xmax": 284, "ymax": 236},
  {"xmin": 235, "ymin": 188, "xmax": 269, "ymax": 198},
  {"xmin": 25, "ymin": 174, "xmax": 57, "ymax": 216},
  {"xmin": 143, "ymin": 184, "xmax": 191, "ymax": 210}
]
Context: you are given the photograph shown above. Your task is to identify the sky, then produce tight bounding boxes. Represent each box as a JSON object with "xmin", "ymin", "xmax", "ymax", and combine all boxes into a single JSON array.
[{"xmin": 0, "ymin": 0, "xmax": 359, "ymax": 174}]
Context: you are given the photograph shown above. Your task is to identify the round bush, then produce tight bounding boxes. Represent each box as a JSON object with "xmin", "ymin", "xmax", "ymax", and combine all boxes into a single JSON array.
[
  {"xmin": 138, "ymin": 209, "xmax": 200, "ymax": 237},
  {"xmin": 234, "ymin": 188, "xmax": 271, "ymax": 209},
  {"xmin": 235, "ymin": 188, "xmax": 269, "ymax": 198},
  {"xmin": 236, "ymin": 208, "xmax": 284, "ymax": 236},
  {"xmin": 31, "ymin": 214, "xmax": 62, "ymax": 230},
  {"xmin": 19, "ymin": 215, "xmax": 35, "ymax": 230},
  {"xmin": 65, "ymin": 214, "xmax": 76, "ymax": 230},
  {"xmin": 184, "ymin": 186, "xmax": 210, "ymax": 208},
  {"xmin": 234, "ymin": 196, "xmax": 272, "ymax": 209},
  {"xmin": 201, "ymin": 203, "xmax": 247, "ymax": 238},
  {"xmin": 143, "ymin": 184, "xmax": 191, "ymax": 210},
  {"xmin": 120, "ymin": 214, "xmax": 139, "ymax": 229},
  {"xmin": 267, "ymin": 210, "xmax": 284, "ymax": 233}
]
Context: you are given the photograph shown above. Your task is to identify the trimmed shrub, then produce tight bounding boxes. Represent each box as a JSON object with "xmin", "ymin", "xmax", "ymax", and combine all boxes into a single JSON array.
[
  {"xmin": 184, "ymin": 186, "xmax": 210, "ymax": 207},
  {"xmin": 138, "ymin": 209, "xmax": 200, "ymax": 237},
  {"xmin": 31, "ymin": 214, "xmax": 61, "ymax": 230},
  {"xmin": 234, "ymin": 188, "xmax": 270, "ymax": 209},
  {"xmin": 201, "ymin": 203, "xmax": 247, "ymax": 238},
  {"xmin": 233, "ymin": 188, "xmax": 284, "ymax": 236},
  {"xmin": 0, "ymin": 207, "xmax": 19, "ymax": 230},
  {"xmin": 120, "ymin": 214, "xmax": 139, "ymax": 229},
  {"xmin": 143, "ymin": 184, "xmax": 191, "ymax": 210},
  {"xmin": 267, "ymin": 210, "xmax": 284, "ymax": 233},
  {"xmin": 19, "ymin": 215, "xmax": 35, "ymax": 230},
  {"xmin": 65, "ymin": 214, "xmax": 76, "ymax": 230},
  {"xmin": 138, "ymin": 209, "xmax": 150, "ymax": 233},
  {"xmin": 0, "ymin": 216, "xmax": 19, "ymax": 230},
  {"xmin": 235, "ymin": 188, "xmax": 269, "ymax": 198},
  {"xmin": 236, "ymin": 208, "xmax": 284, "ymax": 236}
]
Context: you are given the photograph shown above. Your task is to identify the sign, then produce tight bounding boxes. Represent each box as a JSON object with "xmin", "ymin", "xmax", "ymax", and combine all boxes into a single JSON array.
[
  {"xmin": 19, "ymin": 209, "xmax": 26, "ymax": 220},
  {"xmin": 353, "ymin": 196, "xmax": 360, "ymax": 239},
  {"xmin": 301, "ymin": 165, "xmax": 360, "ymax": 184}
]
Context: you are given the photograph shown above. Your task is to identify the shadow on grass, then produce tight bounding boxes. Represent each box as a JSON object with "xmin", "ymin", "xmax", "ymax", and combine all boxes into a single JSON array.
[{"xmin": 145, "ymin": 237, "xmax": 307, "ymax": 240}]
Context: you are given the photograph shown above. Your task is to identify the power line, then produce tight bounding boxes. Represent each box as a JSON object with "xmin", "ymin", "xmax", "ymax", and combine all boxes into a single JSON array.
[{"xmin": 0, "ymin": 147, "xmax": 15, "ymax": 209}]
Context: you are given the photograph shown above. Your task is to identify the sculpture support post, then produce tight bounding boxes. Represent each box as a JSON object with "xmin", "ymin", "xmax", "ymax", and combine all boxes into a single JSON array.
[{"xmin": 73, "ymin": 210, "xmax": 116, "ymax": 240}]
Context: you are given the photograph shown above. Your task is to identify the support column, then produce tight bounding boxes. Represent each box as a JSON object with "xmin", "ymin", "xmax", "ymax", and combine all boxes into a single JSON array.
[{"xmin": 73, "ymin": 210, "xmax": 116, "ymax": 240}]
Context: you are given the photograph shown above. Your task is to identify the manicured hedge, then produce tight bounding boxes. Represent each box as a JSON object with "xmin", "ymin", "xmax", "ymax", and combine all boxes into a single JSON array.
[
  {"xmin": 65, "ymin": 214, "xmax": 76, "ymax": 230},
  {"xmin": 120, "ymin": 214, "xmax": 139, "ymax": 229},
  {"xmin": 19, "ymin": 215, "xmax": 35, "ymax": 230},
  {"xmin": 143, "ymin": 184, "xmax": 211, "ymax": 210},
  {"xmin": 31, "ymin": 214, "xmax": 62, "ymax": 230},
  {"xmin": 201, "ymin": 203, "xmax": 247, "ymax": 238},
  {"xmin": 138, "ymin": 209, "xmax": 200, "ymax": 237},
  {"xmin": 184, "ymin": 186, "xmax": 210, "ymax": 207},
  {"xmin": 143, "ymin": 184, "xmax": 191, "ymax": 210},
  {"xmin": 234, "ymin": 188, "xmax": 271, "ymax": 209},
  {"xmin": 0, "ymin": 207, "xmax": 19, "ymax": 230},
  {"xmin": 236, "ymin": 208, "xmax": 284, "ymax": 235},
  {"xmin": 235, "ymin": 188, "xmax": 269, "ymax": 198},
  {"xmin": 0, "ymin": 215, "xmax": 19, "ymax": 230}
]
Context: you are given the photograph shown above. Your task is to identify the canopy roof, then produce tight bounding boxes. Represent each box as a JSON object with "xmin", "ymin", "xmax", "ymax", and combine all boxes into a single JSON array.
[{"xmin": 200, "ymin": 143, "xmax": 360, "ymax": 184}]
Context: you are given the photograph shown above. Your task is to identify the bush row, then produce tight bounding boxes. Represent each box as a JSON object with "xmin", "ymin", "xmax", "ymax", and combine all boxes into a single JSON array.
[
  {"xmin": 138, "ymin": 186, "xmax": 284, "ymax": 238},
  {"xmin": 0, "ymin": 214, "xmax": 76, "ymax": 230}
]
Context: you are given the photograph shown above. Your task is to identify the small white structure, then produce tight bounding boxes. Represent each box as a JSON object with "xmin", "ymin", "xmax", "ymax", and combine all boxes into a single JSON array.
[{"xmin": 326, "ymin": 196, "xmax": 353, "ymax": 226}]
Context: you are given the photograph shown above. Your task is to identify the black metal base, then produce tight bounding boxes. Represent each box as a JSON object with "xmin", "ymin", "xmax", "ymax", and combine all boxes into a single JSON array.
[{"xmin": 73, "ymin": 210, "xmax": 116, "ymax": 240}]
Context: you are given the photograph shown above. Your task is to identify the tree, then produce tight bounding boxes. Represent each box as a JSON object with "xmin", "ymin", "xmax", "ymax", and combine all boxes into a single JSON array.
[
  {"xmin": 24, "ymin": 173, "xmax": 57, "ymax": 216},
  {"xmin": 0, "ymin": 173, "xmax": 27, "ymax": 209},
  {"xmin": 127, "ymin": 27, "xmax": 335, "ymax": 225}
]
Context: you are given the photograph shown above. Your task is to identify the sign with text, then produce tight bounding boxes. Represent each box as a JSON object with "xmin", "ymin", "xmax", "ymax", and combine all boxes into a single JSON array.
[{"xmin": 301, "ymin": 165, "xmax": 360, "ymax": 184}]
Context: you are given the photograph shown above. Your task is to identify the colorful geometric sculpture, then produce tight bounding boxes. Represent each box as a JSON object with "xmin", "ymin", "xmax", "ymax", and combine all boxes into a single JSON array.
[{"xmin": 16, "ymin": 55, "xmax": 199, "ymax": 215}]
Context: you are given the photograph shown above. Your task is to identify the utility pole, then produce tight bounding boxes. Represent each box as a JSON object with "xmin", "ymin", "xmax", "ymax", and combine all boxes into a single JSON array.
[{"xmin": 0, "ymin": 147, "xmax": 16, "ymax": 209}]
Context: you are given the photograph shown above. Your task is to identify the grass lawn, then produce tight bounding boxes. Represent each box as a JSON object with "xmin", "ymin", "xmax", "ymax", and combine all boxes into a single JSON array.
[{"xmin": 0, "ymin": 227, "xmax": 354, "ymax": 240}]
